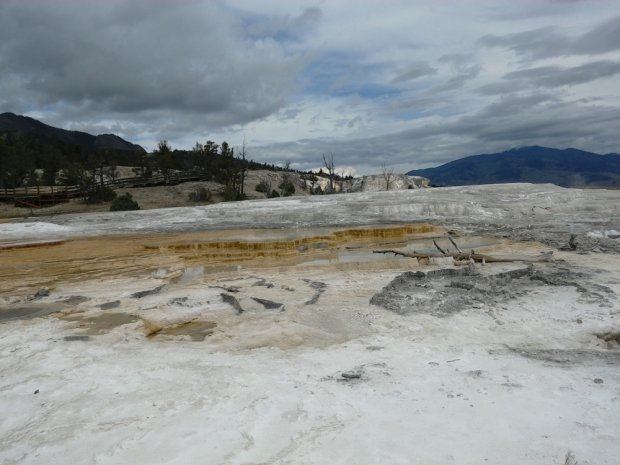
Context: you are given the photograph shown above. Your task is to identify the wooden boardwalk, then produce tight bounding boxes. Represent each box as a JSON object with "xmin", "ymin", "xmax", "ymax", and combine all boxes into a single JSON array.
[{"xmin": 0, "ymin": 170, "xmax": 208, "ymax": 208}]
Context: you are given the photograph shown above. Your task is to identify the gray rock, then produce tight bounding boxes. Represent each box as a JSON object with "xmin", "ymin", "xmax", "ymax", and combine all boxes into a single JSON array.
[
  {"xmin": 252, "ymin": 279, "xmax": 274, "ymax": 288},
  {"xmin": 251, "ymin": 297, "xmax": 284, "ymax": 310},
  {"xmin": 304, "ymin": 280, "xmax": 327, "ymax": 305},
  {"xmin": 370, "ymin": 262, "xmax": 612, "ymax": 317},
  {"xmin": 0, "ymin": 305, "xmax": 63, "ymax": 321},
  {"xmin": 100, "ymin": 300, "xmax": 121, "ymax": 310},
  {"xmin": 131, "ymin": 285, "xmax": 165, "ymax": 299},
  {"xmin": 33, "ymin": 288, "xmax": 50, "ymax": 299},
  {"xmin": 63, "ymin": 335, "xmax": 91, "ymax": 341},
  {"xmin": 221, "ymin": 293, "xmax": 244, "ymax": 314},
  {"xmin": 63, "ymin": 296, "xmax": 89, "ymax": 305}
]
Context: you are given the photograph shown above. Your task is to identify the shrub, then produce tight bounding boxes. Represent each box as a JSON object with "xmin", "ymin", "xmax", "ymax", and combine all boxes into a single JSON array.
[
  {"xmin": 85, "ymin": 186, "xmax": 117, "ymax": 204},
  {"xmin": 255, "ymin": 180, "xmax": 271, "ymax": 193},
  {"xmin": 222, "ymin": 185, "xmax": 241, "ymax": 201},
  {"xmin": 110, "ymin": 193, "xmax": 140, "ymax": 211},
  {"xmin": 278, "ymin": 179, "xmax": 295, "ymax": 197},
  {"xmin": 269, "ymin": 189, "xmax": 280, "ymax": 198},
  {"xmin": 188, "ymin": 186, "xmax": 212, "ymax": 202}
]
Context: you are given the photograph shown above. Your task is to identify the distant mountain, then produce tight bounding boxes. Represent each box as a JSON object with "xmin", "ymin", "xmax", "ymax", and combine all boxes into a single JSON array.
[
  {"xmin": 407, "ymin": 146, "xmax": 620, "ymax": 188},
  {"xmin": 0, "ymin": 112, "xmax": 145, "ymax": 153}
]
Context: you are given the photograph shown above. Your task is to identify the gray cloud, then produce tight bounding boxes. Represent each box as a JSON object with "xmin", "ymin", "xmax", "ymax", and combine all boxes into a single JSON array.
[
  {"xmin": 392, "ymin": 62, "xmax": 437, "ymax": 83},
  {"xmin": 0, "ymin": 0, "xmax": 304, "ymax": 126},
  {"xmin": 578, "ymin": 14, "xmax": 620, "ymax": 54},
  {"xmin": 479, "ymin": 60, "xmax": 620, "ymax": 94},
  {"xmin": 476, "ymin": 81, "xmax": 517, "ymax": 95},
  {"xmin": 0, "ymin": 0, "xmax": 618, "ymax": 174},
  {"xmin": 504, "ymin": 60, "xmax": 620, "ymax": 87},
  {"xmin": 437, "ymin": 53, "xmax": 475, "ymax": 66},
  {"xmin": 252, "ymin": 96, "xmax": 620, "ymax": 174},
  {"xmin": 490, "ymin": 0, "xmax": 587, "ymax": 21},
  {"xmin": 476, "ymin": 93, "xmax": 561, "ymax": 118},
  {"xmin": 430, "ymin": 64, "xmax": 482, "ymax": 93},
  {"xmin": 243, "ymin": 7, "xmax": 321, "ymax": 41},
  {"xmin": 478, "ymin": 27, "xmax": 569, "ymax": 60},
  {"xmin": 291, "ymin": 7, "xmax": 322, "ymax": 32},
  {"xmin": 479, "ymin": 14, "xmax": 620, "ymax": 60}
]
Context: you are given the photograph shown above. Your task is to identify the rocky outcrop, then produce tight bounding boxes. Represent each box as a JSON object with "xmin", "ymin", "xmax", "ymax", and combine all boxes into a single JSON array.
[{"xmin": 350, "ymin": 174, "xmax": 429, "ymax": 192}]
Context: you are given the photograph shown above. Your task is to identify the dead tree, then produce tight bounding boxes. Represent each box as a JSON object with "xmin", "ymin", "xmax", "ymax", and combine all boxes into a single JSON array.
[
  {"xmin": 238, "ymin": 139, "xmax": 248, "ymax": 198},
  {"xmin": 322, "ymin": 153, "xmax": 336, "ymax": 193},
  {"xmin": 381, "ymin": 162, "xmax": 394, "ymax": 191}
]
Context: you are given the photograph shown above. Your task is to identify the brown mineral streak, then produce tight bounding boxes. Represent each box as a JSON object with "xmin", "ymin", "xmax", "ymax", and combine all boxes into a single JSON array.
[{"xmin": 0, "ymin": 223, "xmax": 439, "ymax": 295}]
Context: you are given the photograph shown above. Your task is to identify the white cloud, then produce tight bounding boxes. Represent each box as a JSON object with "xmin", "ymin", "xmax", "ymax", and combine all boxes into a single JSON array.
[{"xmin": 1, "ymin": 0, "xmax": 619, "ymax": 174}]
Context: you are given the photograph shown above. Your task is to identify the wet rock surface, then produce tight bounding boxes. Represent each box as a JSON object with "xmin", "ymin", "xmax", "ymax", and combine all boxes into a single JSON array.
[
  {"xmin": 499, "ymin": 347, "xmax": 620, "ymax": 366},
  {"xmin": 32, "ymin": 288, "xmax": 50, "ymax": 300},
  {"xmin": 62, "ymin": 296, "xmax": 89, "ymax": 306},
  {"xmin": 304, "ymin": 280, "xmax": 327, "ymax": 305},
  {"xmin": 62, "ymin": 312, "xmax": 139, "ymax": 335},
  {"xmin": 63, "ymin": 335, "xmax": 91, "ymax": 341},
  {"xmin": 99, "ymin": 300, "xmax": 121, "ymax": 310},
  {"xmin": 251, "ymin": 297, "xmax": 284, "ymax": 310},
  {"xmin": 221, "ymin": 293, "xmax": 244, "ymax": 314},
  {"xmin": 0, "ymin": 305, "xmax": 64, "ymax": 322},
  {"xmin": 149, "ymin": 320, "xmax": 217, "ymax": 342},
  {"xmin": 131, "ymin": 284, "xmax": 166, "ymax": 299},
  {"xmin": 595, "ymin": 331, "xmax": 620, "ymax": 349},
  {"xmin": 370, "ymin": 262, "xmax": 615, "ymax": 317}
]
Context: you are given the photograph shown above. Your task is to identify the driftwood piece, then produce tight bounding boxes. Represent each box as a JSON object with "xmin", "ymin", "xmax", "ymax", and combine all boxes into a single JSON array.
[
  {"xmin": 375, "ymin": 236, "xmax": 553, "ymax": 264},
  {"xmin": 448, "ymin": 236, "xmax": 463, "ymax": 253},
  {"xmin": 374, "ymin": 249, "xmax": 507, "ymax": 263},
  {"xmin": 373, "ymin": 249, "xmax": 553, "ymax": 263},
  {"xmin": 433, "ymin": 240, "xmax": 447, "ymax": 255}
]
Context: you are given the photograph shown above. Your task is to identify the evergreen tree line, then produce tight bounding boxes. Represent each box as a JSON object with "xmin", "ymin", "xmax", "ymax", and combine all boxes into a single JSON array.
[
  {"xmin": 0, "ymin": 133, "xmax": 300, "ymax": 201},
  {"xmin": 0, "ymin": 133, "xmax": 354, "ymax": 202}
]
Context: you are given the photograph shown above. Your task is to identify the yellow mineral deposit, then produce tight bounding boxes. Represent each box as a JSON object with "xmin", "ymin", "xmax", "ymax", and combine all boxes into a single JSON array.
[{"xmin": 0, "ymin": 223, "xmax": 440, "ymax": 296}]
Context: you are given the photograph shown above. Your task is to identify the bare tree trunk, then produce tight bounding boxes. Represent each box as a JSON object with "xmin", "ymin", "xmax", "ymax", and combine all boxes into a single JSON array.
[
  {"xmin": 238, "ymin": 139, "xmax": 247, "ymax": 198},
  {"xmin": 322, "ymin": 153, "xmax": 336, "ymax": 193},
  {"xmin": 99, "ymin": 161, "xmax": 105, "ymax": 189},
  {"xmin": 381, "ymin": 163, "xmax": 394, "ymax": 191}
]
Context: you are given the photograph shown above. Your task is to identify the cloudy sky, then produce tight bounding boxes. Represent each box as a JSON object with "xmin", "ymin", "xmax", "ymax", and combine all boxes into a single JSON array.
[{"xmin": 1, "ymin": 0, "xmax": 619, "ymax": 174}]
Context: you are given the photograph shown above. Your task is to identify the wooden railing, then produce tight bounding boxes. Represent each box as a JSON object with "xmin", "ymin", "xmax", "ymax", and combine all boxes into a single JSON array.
[{"xmin": 0, "ymin": 170, "xmax": 209, "ymax": 207}]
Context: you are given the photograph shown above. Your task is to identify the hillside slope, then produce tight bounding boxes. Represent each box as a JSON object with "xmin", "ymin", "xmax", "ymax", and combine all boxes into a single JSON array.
[
  {"xmin": 0, "ymin": 112, "xmax": 145, "ymax": 153},
  {"xmin": 407, "ymin": 146, "xmax": 620, "ymax": 188}
]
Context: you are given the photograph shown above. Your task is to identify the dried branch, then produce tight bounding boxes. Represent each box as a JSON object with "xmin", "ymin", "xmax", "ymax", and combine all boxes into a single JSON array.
[
  {"xmin": 448, "ymin": 236, "xmax": 463, "ymax": 253},
  {"xmin": 373, "ymin": 249, "xmax": 553, "ymax": 263},
  {"xmin": 433, "ymin": 240, "xmax": 447, "ymax": 255}
]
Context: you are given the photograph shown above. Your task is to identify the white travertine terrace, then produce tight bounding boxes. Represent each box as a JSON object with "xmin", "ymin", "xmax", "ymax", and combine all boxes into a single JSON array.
[{"xmin": 1, "ymin": 183, "xmax": 619, "ymax": 465}]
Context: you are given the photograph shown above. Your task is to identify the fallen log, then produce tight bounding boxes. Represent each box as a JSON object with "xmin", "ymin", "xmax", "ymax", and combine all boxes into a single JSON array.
[{"xmin": 373, "ymin": 249, "xmax": 553, "ymax": 263}]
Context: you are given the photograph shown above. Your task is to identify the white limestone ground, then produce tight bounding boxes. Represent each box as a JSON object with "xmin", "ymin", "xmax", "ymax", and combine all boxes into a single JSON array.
[
  {"xmin": 1, "ymin": 184, "xmax": 619, "ymax": 465},
  {"xmin": 2, "ymin": 183, "xmax": 619, "ymax": 243}
]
